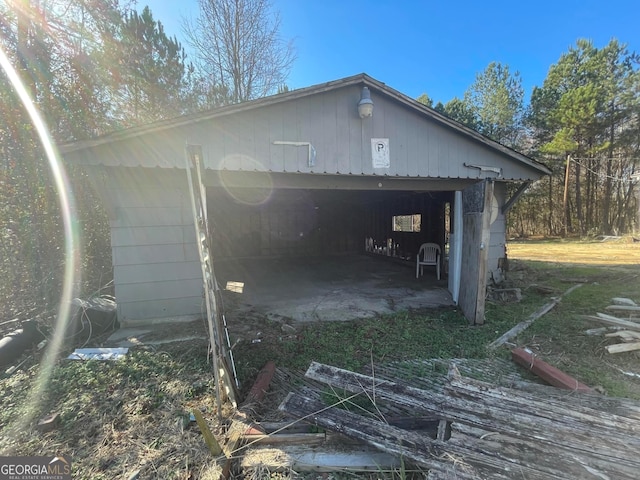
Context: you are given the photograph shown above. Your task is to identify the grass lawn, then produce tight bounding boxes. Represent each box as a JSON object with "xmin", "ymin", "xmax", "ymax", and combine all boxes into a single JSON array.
[
  {"xmin": 504, "ymin": 238, "xmax": 640, "ymax": 398},
  {"xmin": 1, "ymin": 238, "xmax": 640, "ymax": 478}
]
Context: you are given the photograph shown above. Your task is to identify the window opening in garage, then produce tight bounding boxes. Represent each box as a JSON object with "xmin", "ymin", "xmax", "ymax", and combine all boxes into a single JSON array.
[{"xmin": 392, "ymin": 214, "xmax": 421, "ymax": 233}]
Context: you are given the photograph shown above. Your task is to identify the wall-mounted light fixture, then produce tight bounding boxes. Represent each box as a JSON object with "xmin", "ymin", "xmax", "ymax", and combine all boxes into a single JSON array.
[{"xmin": 358, "ymin": 86, "xmax": 374, "ymax": 118}]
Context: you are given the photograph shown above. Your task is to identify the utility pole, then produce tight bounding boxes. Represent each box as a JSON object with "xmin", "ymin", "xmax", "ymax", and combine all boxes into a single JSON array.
[
  {"xmin": 563, "ymin": 154, "xmax": 571, "ymax": 237},
  {"xmin": 633, "ymin": 172, "xmax": 640, "ymax": 235}
]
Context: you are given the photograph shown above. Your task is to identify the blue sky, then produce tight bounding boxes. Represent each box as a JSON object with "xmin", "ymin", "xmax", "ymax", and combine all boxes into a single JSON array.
[{"xmin": 143, "ymin": 0, "xmax": 639, "ymax": 104}]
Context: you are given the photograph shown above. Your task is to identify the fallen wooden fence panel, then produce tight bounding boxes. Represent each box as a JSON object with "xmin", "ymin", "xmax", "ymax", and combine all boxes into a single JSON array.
[
  {"xmin": 300, "ymin": 362, "xmax": 640, "ymax": 479},
  {"xmin": 447, "ymin": 421, "xmax": 639, "ymax": 480},
  {"xmin": 279, "ymin": 392, "xmax": 521, "ymax": 479}
]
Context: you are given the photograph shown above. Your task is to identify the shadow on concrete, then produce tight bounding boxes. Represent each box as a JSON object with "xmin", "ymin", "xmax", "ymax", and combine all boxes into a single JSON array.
[{"xmin": 214, "ymin": 254, "xmax": 453, "ymax": 323}]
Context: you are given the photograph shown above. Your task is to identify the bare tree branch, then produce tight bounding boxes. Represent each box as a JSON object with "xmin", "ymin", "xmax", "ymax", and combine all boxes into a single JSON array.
[{"xmin": 183, "ymin": 0, "xmax": 295, "ymax": 106}]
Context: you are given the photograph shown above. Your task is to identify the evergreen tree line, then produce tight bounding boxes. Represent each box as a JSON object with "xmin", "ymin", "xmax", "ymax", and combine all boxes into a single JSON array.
[
  {"xmin": 0, "ymin": 0, "xmax": 293, "ymax": 319},
  {"xmin": 419, "ymin": 40, "xmax": 640, "ymax": 238}
]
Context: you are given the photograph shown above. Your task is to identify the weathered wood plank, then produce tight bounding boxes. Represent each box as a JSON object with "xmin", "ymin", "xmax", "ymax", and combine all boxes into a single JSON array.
[
  {"xmin": 604, "ymin": 330, "xmax": 640, "ymax": 339},
  {"xmin": 612, "ymin": 297, "xmax": 638, "ymax": 306},
  {"xmin": 446, "ymin": 374, "xmax": 640, "ymax": 440},
  {"xmin": 279, "ymin": 392, "xmax": 520, "ymax": 479},
  {"xmin": 241, "ymin": 433, "xmax": 326, "ymax": 446},
  {"xmin": 605, "ymin": 330, "xmax": 640, "ymax": 342},
  {"xmin": 449, "ymin": 422, "xmax": 640, "ymax": 479},
  {"xmin": 606, "ymin": 341, "xmax": 640, "ymax": 354},
  {"xmin": 584, "ymin": 314, "xmax": 640, "ymax": 331},
  {"xmin": 488, "ymin": 284, "xmax": 582, "ymax": 349},
  {"xmin": 508, "ymin": 381, "xmax": 640, "ymax": 420},
  {"xmin": 240, "ymin": 445, "xmax": 403, "ymax": 473},
  {"xmin": 243, "ymin": 360, "xmax": 276, "ymax": 405},
  {"xmin": 585, "ymin": 326, "xmax": 625, "ymax": 335},
  {"xmin": 605, "ymin": 305, "xmax": 640, "ymax": 312},
  {"xmin": 305, "ymin": 362, "xmax": 640, "ymax": 467}
]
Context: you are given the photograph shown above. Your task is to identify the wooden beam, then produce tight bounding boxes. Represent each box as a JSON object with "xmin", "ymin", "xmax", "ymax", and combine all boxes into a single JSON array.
[
  {"xmin": 606, "ymin": 342, "xmax": 640, "ymax": 354},
  {"xmin": 488, "ymin": 284, "xmax": 582, "ymax": 349},
  {"xmin": 501, "ymin": 181, "xmax": 531, "ymax": 215},
  {"xmin": 584, "ymin": 314, "xmax": 640, "ymax": 332},
  {"xmin": 605, "ymin": 305, "xmax": 640, "ymax": 313},
  {"xmin": 511, "ymin": 348, "xmax": 593, "ymax": 392},
  {"xmin": 241, "ymin": 433, "xmax": 326, "ymax": 446},
  {"xmin": 244, "ymin": 360, "xmax": 276, "ymax": 405},
  {"xmin": 240, "ymin": 445, "xmax": 403, "ymax": 473}
]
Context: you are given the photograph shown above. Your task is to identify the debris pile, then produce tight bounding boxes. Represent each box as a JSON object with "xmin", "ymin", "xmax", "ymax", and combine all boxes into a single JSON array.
[
  {"xmin": 276, "ymin": 361, "xmax": 640, "ymax": 479},
  {"xmin": 584, "ymin": 297, "xmax": 640, "ymax": 354}
]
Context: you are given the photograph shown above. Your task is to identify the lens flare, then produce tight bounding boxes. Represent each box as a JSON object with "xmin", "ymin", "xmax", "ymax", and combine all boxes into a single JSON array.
[
  {"xmin": 217, "ymin": 155, "xmax": 274, "ymax": 206},
  {"xmin": 0, "ymin": 46, "xmax": 79, "ymax": 429}
]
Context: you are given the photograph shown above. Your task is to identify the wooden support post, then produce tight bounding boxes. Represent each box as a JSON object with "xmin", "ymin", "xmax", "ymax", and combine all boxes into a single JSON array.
[{"xmin": 474, "ymin": 179, "xmax": 494, "ymax": 325}]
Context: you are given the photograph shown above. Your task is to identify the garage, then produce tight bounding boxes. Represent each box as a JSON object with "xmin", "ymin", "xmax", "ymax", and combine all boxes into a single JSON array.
[{"xmin": 63, "ymin": 73, "xmax": 550, "ymax": 327}]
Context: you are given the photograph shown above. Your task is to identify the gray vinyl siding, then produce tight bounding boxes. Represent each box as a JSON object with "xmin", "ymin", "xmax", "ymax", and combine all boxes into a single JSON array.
[{"xmin": 103, "ymin": 168, "xmax": 202, "ymax": 324}]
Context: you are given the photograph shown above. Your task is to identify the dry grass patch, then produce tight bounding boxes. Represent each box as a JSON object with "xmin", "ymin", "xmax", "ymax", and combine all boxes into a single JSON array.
[
  {"xmin": 503, "ymin": 239, "xmax": 640, "ymax": 399},
  {"xmin": 507, "ymin": 237, "xmax": 640, "ymax": 266},
  {"xmin": 0, "ymin": 342, "xmax": 228, "ymax": 479}
]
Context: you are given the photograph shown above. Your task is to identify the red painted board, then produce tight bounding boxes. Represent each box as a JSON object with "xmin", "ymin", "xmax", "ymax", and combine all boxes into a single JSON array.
[
  {"xmin": 243, "ymin": 360, "xmax": 276, "ymax": 405},
  {"xmin": 512, "ymin": 348, "xmax": 594, "ymax": 393}
]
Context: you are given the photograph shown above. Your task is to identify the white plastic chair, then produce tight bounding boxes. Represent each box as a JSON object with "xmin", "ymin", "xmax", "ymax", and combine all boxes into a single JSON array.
[{"xmin": 416, "ymin": 243, "xmax": 441, "ymax": 280}]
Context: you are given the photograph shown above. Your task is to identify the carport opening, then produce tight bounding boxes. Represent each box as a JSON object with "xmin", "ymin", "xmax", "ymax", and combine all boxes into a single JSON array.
[
  {"xmin": 206, "ymin": 186, "xmax": 455, "ymax": 322},
  {"xmin": 207, "ymin": 186, "xmax": 452, "ymax": 263}
]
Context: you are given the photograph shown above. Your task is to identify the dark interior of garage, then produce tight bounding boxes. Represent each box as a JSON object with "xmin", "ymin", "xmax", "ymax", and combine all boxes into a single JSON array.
[{"xmin": 208, "ymin": 187, "xmax": 452, "ymax": 265}]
